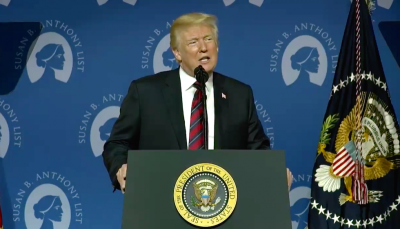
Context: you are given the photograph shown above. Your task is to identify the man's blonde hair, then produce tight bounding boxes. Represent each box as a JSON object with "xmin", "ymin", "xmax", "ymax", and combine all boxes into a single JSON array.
[{"xmin": 170, "ymin": 12, "xmax": 218, "ymax": 50}]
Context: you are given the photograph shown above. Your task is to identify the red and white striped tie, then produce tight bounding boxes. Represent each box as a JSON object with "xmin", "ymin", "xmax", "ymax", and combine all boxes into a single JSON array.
[{"xmin": 188, "ymin": 82, "xmax": 205, "ymax": 150}]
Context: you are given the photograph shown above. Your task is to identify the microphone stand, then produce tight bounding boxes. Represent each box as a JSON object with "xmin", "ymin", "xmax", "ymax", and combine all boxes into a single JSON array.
[
  {"xmin": 194, "ymin": 65, "xmax": 209, "ymax": 150},
  {"xmin": 200, "ymin": 77, "xmax": 208, "ymax": 150}
]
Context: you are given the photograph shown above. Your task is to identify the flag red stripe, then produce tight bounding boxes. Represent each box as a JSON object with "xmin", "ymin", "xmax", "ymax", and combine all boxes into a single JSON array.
[{"xmin": 333, "ymin": 154, "xmax": 353, "ymax": 173}]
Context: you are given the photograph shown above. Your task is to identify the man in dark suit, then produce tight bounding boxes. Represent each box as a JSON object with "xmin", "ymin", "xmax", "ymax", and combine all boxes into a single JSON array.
[{"xmin": 102, "ymin": 12, "xmax": 293, "ymax": 193}]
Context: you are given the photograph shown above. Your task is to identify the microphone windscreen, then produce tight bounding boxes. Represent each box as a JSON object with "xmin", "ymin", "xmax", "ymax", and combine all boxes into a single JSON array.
[
  {"xmin": 194, "ymin": 65, "xmax": 205, "ymax": 83},
  {"xmin": 194, "ymin": 65, "xmax": 210, "ymax": 83}
]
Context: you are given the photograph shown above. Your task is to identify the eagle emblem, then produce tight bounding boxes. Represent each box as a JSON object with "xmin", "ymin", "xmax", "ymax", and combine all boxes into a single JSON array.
[
  {"xmin": 191, "ymin": 179, "xmax": 221, "ymax": 212},
  {"xmin": 174, "ymin": 164, "xmax": 237, "ymax": 227},
  {"xmin": 315, "ymin": 92, "xmax": 399, "ymax": 205}
]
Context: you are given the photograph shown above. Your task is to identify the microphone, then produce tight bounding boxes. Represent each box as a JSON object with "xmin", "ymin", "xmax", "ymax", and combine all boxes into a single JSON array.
[
  {"xmin": 194, "ymin": 65, "xmax": 209, "ymax": 85},
  {"xmin": 194, "ymin": 65, "xmax": 209, "ymax": 150}
]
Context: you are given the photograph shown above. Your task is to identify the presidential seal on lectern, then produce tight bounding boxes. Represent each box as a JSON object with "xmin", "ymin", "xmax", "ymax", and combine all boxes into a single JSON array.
[{"xmin": 173, "ymin": 163, "xmax": 237, "ymax": 227}]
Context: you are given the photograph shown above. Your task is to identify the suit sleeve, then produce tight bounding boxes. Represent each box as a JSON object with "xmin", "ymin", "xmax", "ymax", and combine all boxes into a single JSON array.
[
  {"xmin": 102, "ymin": 81, "xmax": 141, "ymax": 191},
  {"xmin": 246, "ymin": 85, "xmax": 271, "ymax": 150}
]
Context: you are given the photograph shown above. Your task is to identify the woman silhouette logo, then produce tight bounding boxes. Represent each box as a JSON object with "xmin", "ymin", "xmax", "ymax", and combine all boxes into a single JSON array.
[
  {"xmin": 36, "ymin": 43, "xmax": 65, "ymax": 77},
  {"xmin": 153, "ymin": 34, "xmax": 174, "ymax": 74},
  {"xmin": 24, "ymin": 184, "xmax": 71, "ymax": 229},
  {"xmin": 99, "ymin": 118, "xmax": 118, "ymax": 141},
  {"xmin": 162, "ymin": 48, "xmax": 178, "ymax": 70},
  {"xmin": 290, "ymin": 46, "xmax": 320, "ymax": 83},
  {"xmin": 26, "ymin": 32, "xmax": 73, "ymax": 84},
  {"xmin": 0, "ymin": 113, "xmax": 10, "ymax": 158},
  {"xmin": 33, "ymin": 196, "xmax": 63, "ymax": 229},
  {"xmin": 290, "ymin": 186, "xmax": 311, "ymax": 229},
  {"xmin": 281, "ymin": 35, "xmax": 328, "ymax": 86},
  {"xmin": 90, "ymin": 106, "xmax": 120, "ymax": 157}
]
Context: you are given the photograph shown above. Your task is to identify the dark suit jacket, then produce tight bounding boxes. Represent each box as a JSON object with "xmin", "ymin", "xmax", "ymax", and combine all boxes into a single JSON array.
[{"xmin": 102, "ymin": 68, "xmax": 270, "ymax": 190}]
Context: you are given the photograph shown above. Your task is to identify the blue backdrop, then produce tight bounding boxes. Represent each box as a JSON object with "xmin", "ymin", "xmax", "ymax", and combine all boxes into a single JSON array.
[{"xmin": 0, "ymin": 0, "xmax": 399, "ymax": 228}]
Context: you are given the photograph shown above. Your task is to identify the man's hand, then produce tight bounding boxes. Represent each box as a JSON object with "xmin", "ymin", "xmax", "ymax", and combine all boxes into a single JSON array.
[
  {"xmin": 287, "ymin": 168, "xmax": 293, "ymax": 191},
  {"xmin": 117, "ymin": 164, "xmax": 127, "ymax": 194}
]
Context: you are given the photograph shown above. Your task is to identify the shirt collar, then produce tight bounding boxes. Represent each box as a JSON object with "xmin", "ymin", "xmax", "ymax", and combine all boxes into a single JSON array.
[{"xmin": 179, "ymin": 67, "xmax": 213, "ymax": 93}]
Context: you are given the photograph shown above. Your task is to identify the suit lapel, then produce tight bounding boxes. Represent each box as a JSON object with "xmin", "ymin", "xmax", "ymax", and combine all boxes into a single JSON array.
[
  {"xmin": 213, "ymin": 73, "xmax": 229, "ymax": 149},
  {"xmin": 162, "ymin": 68, "xmax": 187, "ymax": 149}
]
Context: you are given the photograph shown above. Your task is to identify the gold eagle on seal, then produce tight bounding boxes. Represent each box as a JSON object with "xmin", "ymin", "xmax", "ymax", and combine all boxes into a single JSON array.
[
  {"xmin": 191, "ymin": 179, "xmax": 221, "ymax": 212},
  {"xmin": 315, "ymin": 92, "xmax": 400, "ymax": 205}
]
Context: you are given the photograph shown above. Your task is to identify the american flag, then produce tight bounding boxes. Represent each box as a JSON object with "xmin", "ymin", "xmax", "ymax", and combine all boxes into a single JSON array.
[
  {"xmin": 308, "ymin": 0, "xmax": 400, "ymax": 227},
  {"xmin": 332, "ymin": 141, "xmax": 357, "ymax": 177}
]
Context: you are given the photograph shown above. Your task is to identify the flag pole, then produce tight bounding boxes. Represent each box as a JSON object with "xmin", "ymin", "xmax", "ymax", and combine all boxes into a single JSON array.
[{"xmin": 353, "ymin": 0, "xmax": 369, "ymax": 205}]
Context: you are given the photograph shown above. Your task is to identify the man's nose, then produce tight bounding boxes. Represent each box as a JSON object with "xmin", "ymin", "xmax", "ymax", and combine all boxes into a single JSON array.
[{"xmin": 199, "ymin": 40, "xmax": 207, "ymax": 52}]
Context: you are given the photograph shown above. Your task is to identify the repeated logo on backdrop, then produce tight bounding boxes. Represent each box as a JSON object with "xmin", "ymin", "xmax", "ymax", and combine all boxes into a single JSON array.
[
  {"xmin": 78, "ymin": 94, "xmax": 124, "ymax": 157},
  {"xmin": 254, "ymin": 100, "xmax": 275, "ymax": 148},
  {"xmin": 95, "ymin": 0, "xmax": 265, "ymax": 7},
  {"xmin": 1, "ymin": 1, "xmax": 399, "ymax": 229},
  {"xmin": 349, "ymin": 0, "xmax": 394, "ymax": 9},
  {"xmin": 289, "ymin": 173, "xmax": 312, "ymax": 229},
  {"xmin": 223, "ymin": 0, "xmax": 264, "ymax": 7},
  {"xmin": 270, "ymin": 23, "xmax": 339, "ymax": 87},
  {"xmin": 0, "ymin": 98, "xmax": 22, "ymax": 158},
  {"xmin": 141, "ymin": 21, "xmax": 174, "ymax": 74},
  {"xmin": 0, "ymin": 0, "xmax": 10, "ymax": 6},
  {"xmin": 96, "ymin": 0, "xmax": 137, "ymax": 6},
  {"xmin": 14, "ymin": 20, "xmax": 85, "ymax": 84},
  {"xmin": 12, "ymin": 171, "xmax": 83, "ymax": 229}
]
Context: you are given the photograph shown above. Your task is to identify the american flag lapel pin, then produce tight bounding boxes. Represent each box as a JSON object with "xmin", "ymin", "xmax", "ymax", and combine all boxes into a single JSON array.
[{"xmin": 222, "ymin": 93, "xmax": 226, "ymax": 99}]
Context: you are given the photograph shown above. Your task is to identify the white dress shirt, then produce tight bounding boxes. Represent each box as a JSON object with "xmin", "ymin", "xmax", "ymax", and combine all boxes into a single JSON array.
[{"xmin": 179, "ymin": 67, "xmax": 215, "ymax": 150}]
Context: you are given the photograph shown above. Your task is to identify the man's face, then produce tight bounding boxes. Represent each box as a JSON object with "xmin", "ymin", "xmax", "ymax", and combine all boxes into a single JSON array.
[{"xmin": 172, "ymin": 25, "xmax": 218, "ymax": 77}]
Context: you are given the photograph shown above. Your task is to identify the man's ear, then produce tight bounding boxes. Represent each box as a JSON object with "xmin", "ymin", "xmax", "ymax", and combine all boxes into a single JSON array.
[{"xmin": 172, "ymin": 48, "xmax": 182, "ymax": 62}]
